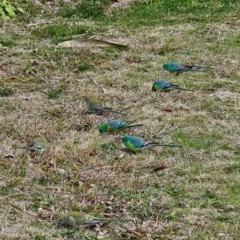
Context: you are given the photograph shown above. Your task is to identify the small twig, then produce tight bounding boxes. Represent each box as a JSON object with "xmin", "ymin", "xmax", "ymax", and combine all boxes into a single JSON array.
[
  {"xmin": 0, "ymin": 193, "xmax": 24, "ymax": 200},
  {"xmin": 7, "ymin": 202, "xmax": 37, "ymax": 217},
  {"xmin": 91, "ymin": 78, "xmax": 107, "ymax": 94}
]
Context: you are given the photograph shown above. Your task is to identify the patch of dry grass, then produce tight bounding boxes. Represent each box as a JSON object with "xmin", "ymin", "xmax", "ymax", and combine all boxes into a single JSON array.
[{"xmin": 1, "ymin": 1, "xmax": 240, "ymax": 239}]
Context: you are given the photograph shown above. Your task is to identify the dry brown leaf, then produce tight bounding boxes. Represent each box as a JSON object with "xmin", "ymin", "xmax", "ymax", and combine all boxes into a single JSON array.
[
  {"xmin": 4, "ymin": 154, "xmax": 15, "ymax": 159},
  {"xmin": 89, "ymin": 149, "xmax": 97, "ymax": 156},
  {"xmin": 163, "ymin": 108, "xmax": 173, "ymax": 113},
  {"xmin": 151, "ymin": 164, "xmax": 168, "ymax": 173}
]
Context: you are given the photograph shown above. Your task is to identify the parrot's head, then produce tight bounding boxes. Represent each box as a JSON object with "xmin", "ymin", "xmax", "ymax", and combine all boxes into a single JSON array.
[
  {"xmin": 152, "ymin": 82, "xmax": 158, "ymax": 92},
  {"xmin": 57, "ymin": 213, "xmax": 68, "ymax": 226},
  {"xmin": 99, "ymin": 123, "xmax": 107, "ymax": 134},
  {"xmin": 163, "ymin": 63, "xmax": 168, "ymax": 70},
  {"xmin": 83, "ymin": 96, "xmax": 89, "ymax": 102},
  {"xmin": 122, "ymin": 135, "xmax": 129, "ymax": 143}
]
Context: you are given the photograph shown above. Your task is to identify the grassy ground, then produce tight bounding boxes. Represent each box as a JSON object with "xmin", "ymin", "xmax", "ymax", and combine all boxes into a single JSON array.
[{"xmin": 1, "ymin": 0, "xmax": 240, "ymax": 239}]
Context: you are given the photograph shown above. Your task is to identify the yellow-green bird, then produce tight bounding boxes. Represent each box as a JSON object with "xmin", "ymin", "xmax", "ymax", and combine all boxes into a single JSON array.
[
  {"xmin": 58, "ymin": 211, "xmax": 130, "ymax": 228},
  {"xmin": 20, "ymin": 136, "xmax": 48, "ymax": 154},
  {"xmin": 122, "ymin": 135, "xmax": 182, "ymax": 152},
  {"xmin": 99, "ymin": 119, "xmax": 143, "ymax": 134},
  {"xmin": 84, "ymin": 97, "xmax": 125, "ymax": 115}
]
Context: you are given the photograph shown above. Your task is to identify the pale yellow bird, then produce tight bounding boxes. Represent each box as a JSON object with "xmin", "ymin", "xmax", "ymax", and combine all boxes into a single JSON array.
[
  {"xmin": 20, "ymin": 136, "xmax": 48, "ymax": 154},
  {"xmin": 58, "ymin": 211, "xmax": 130, "ymax": 228},
  {"xmin": 84, "ymin": 97, "xmax": 125, "ymax": 115}
]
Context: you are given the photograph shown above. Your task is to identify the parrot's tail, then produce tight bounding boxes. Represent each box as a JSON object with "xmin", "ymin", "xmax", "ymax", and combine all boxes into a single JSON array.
[
  {"xmin": 128, "ymin": 124, "xmax": 143, "ymax": 128},
  {"xmin": 175, "ymin": 87, "xmax": 194, "ymax": 92},
  {"xmin": 92, "ymin": 218, "xmax": 131, "ymax": 222},
  {"xmin": 159, "ymin": 144, "xmax": 182, "ymax": 147},
  {"xmin": 147, "ymin": 143, "xmax": 182, "ymax": 148},
  {"xmin": 192, "ymin": 69, "xmax": 206, "ymax": 72},
  {"xmin": 191, "ymin": 66, "xmax": 209, "ymax": 72}
]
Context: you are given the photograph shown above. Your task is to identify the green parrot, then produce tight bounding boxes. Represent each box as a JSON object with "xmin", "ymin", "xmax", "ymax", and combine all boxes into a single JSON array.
[
  {"xmin": 152, "ymin": 79, "xmax": 193, "ymax": 92},
  {"xmin": 20, "ymin": 136, "xmax": 48, "ymax": 154},
  {"xmin": 163, "ymin": 62, "xmax": 206, "ymax": 76},
  {"xmin": 58, "ymin": 211, "xmax": 130, "ymax": 228},
  {"xmin": 84, "ymin": 97, "xmax": 125, "ymax": 115},
  {"xmin": 122, "ymin": 135, "xmax": 182, "ymax": 152},
  {"xmin": 99, "ymin": 119, "xmax": 143, "ymax": 134}
]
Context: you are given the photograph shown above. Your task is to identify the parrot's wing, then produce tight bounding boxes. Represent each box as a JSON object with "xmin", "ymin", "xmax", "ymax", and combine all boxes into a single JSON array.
[
  {"xmin": 155, "ymin": 80, "xmax": 168, "ymax": 89},
  {"xmin": 108, "ymin": 120, "xmax": 122, "ymax": 130},
  {"xmin": 166, "ymin": 81, "xmax": 178, "ymax": 88},
  {"xmin": 85, "ymin": 97, "xmax": 103, "ymax": 111},
  {"xmin": 181, "ymin": 64, "xmax": 193, "ymax": 70},
  {"xmin": 116, "ymin": 120, "xmax": 134, "ymax": 128},
  {"xmin": 97, "ymin": 106, "xmax": 111, "ymax": 112},
  {"xmin": 83, "ymin": 219, "xmax": 102, "ymax": 226},
  {"xmin": 125, "ymin": 120, "xmax": 136, "ymax": 125},
  {"xmin": 87, "ymin": 101, "xmax": 98, "ymax": 111},
  {"xmin": 30, "ymin": 143, "xmax": 45, "ymax": 153},
  {"xmin": 168, "ymin": 82, "xmax": 179, "ymax": 88},
  {"xmin": 144, "ymin": 141, "xmax": 160, "ymax": 148},
  {"xmin": 20, "ymin": 142, "xmax": 45, "ymax": 154},
  {"xmin": 32, "ymin": 136, "xmax": 48, "ymax": 154},
  {"xmin": 33, "ymin": 136, "xmax": 48, "ymax": 148},
  {"xmin": 168, "ymin": 63, "xmax": 182, "ymax": 71},
  {"xmin": 130, "ymin": 137, "xmax": 145, "ymax": 148},
  {"xmin": 69, "ymin": 216, "xmax": 78, "ymax": 227}
]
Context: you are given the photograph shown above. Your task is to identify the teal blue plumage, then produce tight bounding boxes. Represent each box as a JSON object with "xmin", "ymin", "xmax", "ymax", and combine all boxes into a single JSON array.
[
  {"xmin": 99, "ymin": 120, "xmax": 142, "ymax": 133},
  {"xmin": 152, "ymin": 79, "xmax": 193, "ymax": 92},
  {"xmin": 122, "ymin": 135, "xmax": 182, "ymax": 152},
  {"xmin": 163, "ymin": 62, "xmax": 205, "ymax": 75}
]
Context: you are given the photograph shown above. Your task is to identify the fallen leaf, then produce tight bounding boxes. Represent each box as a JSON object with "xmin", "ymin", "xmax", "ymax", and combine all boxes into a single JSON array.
[
  {"xmin": 127, "ymin": 230, "xmax": 142, "ymax": 238},
  {"xmin": 163, "ymin": 108, "xmax": 173, "ymax": 113},
  {"xmin": 31, "ymin": 60, "xmax": 39, "ymax": 66},
  {"xmin": 4, "ymin": 154, "xmax": 15, "ymax": 159},
  {"xmin": 57, "ymin": 38, "xmax": 127, "ymax": 48},
  {"xmin": 151, "ymin": 165, "xmax": 168, "ymax": 173},
  {"xmin": 89, "ymin": 149, "xmax": 97, "ymax": 156}
]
